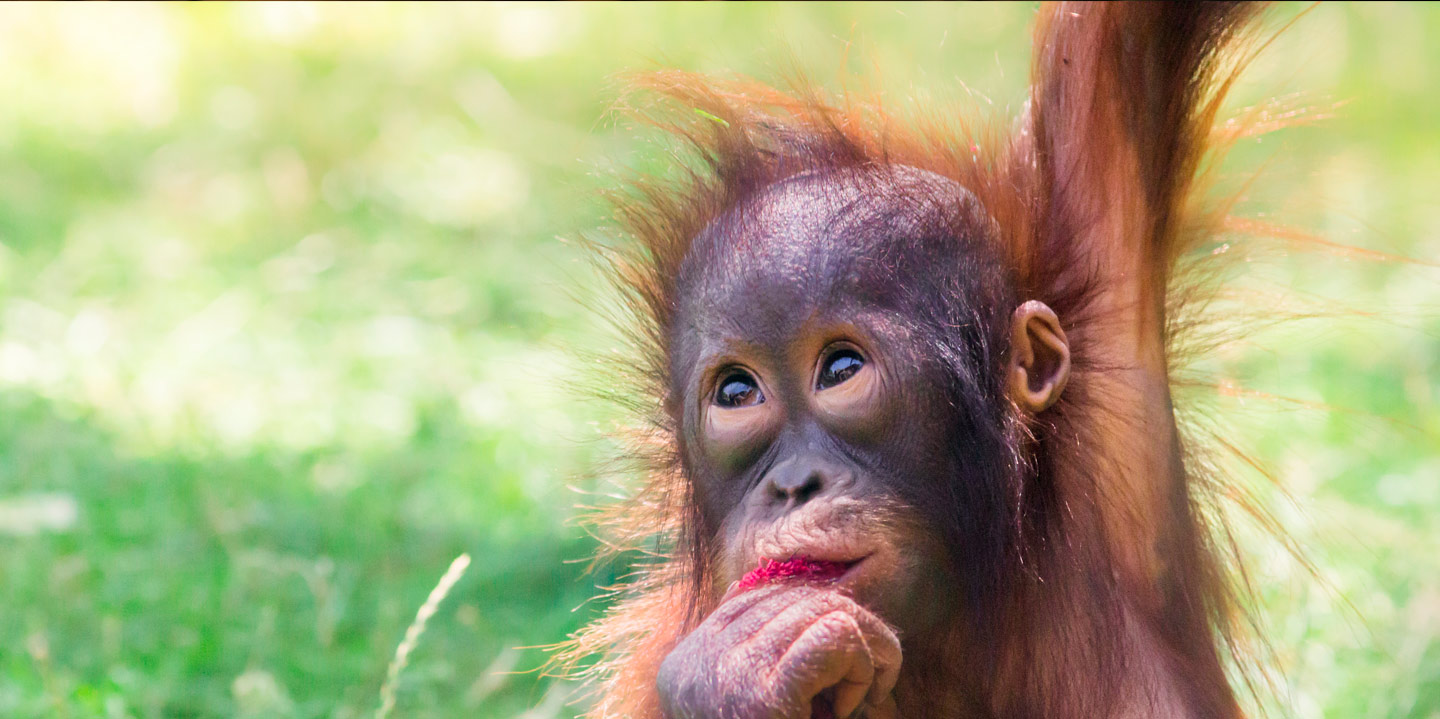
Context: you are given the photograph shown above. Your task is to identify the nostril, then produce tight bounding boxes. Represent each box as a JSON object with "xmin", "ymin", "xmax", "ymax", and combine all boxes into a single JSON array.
[
  {"xmin": 763, "ymin": 460, "xmax": 832, "ymax": 507},
  {"xmin": 792, "ymin": 473, "xmax": 824, "ymax": 504},
  {"xmin": 770, "ymin": 482, "xmax": 789, "ymax": 501}
]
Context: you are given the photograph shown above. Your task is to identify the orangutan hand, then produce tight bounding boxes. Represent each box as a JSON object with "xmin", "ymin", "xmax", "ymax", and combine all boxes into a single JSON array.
[{"xmin": 657, "ymin": 584, "xmax": 902, "ymax": 719}]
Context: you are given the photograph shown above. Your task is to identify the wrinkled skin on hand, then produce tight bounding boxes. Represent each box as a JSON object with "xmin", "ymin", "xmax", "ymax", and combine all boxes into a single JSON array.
[{"xmin": 657, "ymin": 584, "xmax": 902, "ymax": 719}]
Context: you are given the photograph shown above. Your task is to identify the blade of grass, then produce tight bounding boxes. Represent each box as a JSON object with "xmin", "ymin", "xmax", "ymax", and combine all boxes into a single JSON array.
[{"xmin": 375, "ymin": 553, "xmax": 472, "ymax": 719}]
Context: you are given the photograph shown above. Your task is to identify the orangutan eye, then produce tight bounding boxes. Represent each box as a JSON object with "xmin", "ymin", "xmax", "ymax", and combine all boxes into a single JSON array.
[
  {"xmin": 715, "ymin": 369, "xmax": 764, "ymax": 408},
  {"xmin": 817, "ymin": 348, "xmax": 864, "ymax": 390}
]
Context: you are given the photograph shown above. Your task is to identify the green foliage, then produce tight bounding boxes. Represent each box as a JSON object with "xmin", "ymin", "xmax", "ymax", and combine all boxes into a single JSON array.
[{"xmin": 0, "ymin": 3, "xmax": 1434, "ymax": 718}]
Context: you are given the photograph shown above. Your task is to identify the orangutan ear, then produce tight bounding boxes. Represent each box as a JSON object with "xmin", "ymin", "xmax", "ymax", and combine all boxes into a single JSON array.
[{"xmin": 1008, "ymin": 300, "xmax": 1070, "ymax": 413}]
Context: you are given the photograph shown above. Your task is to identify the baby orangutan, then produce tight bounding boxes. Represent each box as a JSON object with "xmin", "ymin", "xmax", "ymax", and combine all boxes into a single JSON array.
[{"xmin": 568, "ymin": 3, "xmax": 1278, "ymax": 718}]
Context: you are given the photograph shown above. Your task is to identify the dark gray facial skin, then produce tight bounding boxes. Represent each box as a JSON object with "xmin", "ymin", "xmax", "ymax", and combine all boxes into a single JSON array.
[
  {"xmin": 669, "ymin": 165, "xmax": 1020, "ymax": 635},
  {"xmin": 655, "ymin": 166, "xmax": 1024, "ymax": 719}
]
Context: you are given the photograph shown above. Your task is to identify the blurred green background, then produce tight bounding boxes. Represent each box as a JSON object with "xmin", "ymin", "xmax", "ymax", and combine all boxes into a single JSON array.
[{"xmin": 0, "ymin": 3, "xmax": 1434, "ymax": 718}]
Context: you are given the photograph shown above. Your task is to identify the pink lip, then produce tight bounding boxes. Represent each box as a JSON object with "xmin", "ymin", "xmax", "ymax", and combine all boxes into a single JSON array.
[{"xmin": 737, "ymin": 555, "xmax": 867, "ymax": 591}]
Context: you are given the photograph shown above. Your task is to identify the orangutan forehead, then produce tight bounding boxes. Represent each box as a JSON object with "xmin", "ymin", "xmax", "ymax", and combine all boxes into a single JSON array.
[{"xmin": 678, "ymin": 165, "xmax": 978, "ymax": 307}]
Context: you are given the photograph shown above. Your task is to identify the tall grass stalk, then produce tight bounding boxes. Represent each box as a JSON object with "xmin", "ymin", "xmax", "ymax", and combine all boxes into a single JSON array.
[{"xmin": 375, "ymin": 553, "xmax": 472, "ymax": 719}]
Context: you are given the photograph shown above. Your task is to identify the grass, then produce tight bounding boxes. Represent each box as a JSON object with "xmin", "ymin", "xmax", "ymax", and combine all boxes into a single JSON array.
[{"xmin": 0, "ymin": 3, "xmax": 1436, "ymax": 718}]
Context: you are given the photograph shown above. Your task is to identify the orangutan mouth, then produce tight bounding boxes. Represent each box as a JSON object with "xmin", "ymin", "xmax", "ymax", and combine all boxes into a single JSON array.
[{"xmin": 736, "ymin": 556, "xmax": 862, "ymax": 591}]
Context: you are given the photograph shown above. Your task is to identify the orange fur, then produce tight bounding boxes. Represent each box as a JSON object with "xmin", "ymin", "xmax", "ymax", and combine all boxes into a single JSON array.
[{"xmin": 556, "ymin": 4, "xmax": 1309, "ymax": 717}]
